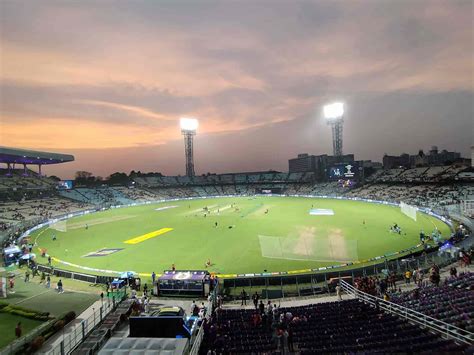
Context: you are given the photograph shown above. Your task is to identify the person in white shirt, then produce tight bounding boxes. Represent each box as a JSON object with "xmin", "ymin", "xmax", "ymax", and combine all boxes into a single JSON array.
[{"xmin": 336, "ymin": 284, "xmax": 342, "ymax": 301}]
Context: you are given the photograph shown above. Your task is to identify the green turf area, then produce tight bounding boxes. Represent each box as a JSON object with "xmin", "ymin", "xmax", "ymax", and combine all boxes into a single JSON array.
[
  {"xmin": 5, "ymin": 274, "xmax": 100, "ymax": 317},
  {"xmin": 31, "ymin": 196, "xmax": 450, "ymax": 276},
  {"xmin": 0, "ymin": 313, "xmax": 44, "ymax": 349},
  {"xmin": 0, "ymin": 269, "xmax": 100, "ymax": 350}
]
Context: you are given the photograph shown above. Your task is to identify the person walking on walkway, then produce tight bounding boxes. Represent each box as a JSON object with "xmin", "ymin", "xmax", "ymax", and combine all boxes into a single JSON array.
[
  {"xmin": 240, "ymin": 289, "xmax": 247, "ymax": 306},
  {"xmin": 252, "ymin": 292, "xmax": 259, "ymax": 309},
  {"xmin": 405, "ymin": 270, "xmax": 412, "ymax": 285},
  {"xmin": 336, "ymin": 284, "xmax": 342, "ymax": 300}
]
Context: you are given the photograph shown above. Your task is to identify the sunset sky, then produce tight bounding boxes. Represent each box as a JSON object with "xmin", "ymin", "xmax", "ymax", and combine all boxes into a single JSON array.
[{"xmin": 1, "ymin": 0, "xmax": 472, "ymax": 179}]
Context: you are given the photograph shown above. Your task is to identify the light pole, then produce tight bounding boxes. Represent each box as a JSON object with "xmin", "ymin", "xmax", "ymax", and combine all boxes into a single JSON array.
[
  {"xmin": 180, "ymin": 118, "xmax": 198, "ymax": 177},
  {"xmin": 323, "ymin": 102, "xmax": 344, "ymax": 157}
]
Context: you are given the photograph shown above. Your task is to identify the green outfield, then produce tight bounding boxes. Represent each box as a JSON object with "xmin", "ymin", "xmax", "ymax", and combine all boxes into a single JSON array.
[
  {"xmin": 31, "ymin": 196, "xmax": 450, "ymax": 276},
  {"xmin": 0, "ymin": 270, "xmax": 100, "ymax": 350}
]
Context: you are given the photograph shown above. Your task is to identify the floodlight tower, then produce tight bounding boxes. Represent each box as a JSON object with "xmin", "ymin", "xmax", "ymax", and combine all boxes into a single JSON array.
[
  {"xmin": 180, "ymin": 117, "xmax": 198, "ymax": 177},
  {"xmin": 323, "ymin": 102, "xmax": 344, "ymax": 157}
]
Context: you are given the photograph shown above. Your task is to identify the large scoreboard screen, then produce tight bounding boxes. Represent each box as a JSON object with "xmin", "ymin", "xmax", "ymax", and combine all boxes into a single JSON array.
[
  {"xmin": 328, "ymin": 163, "xmax": 359, "ymax": 180},
  {"xmin": 256, "ymin": 187, "xmax": 283, "ymax": 194},
  {"xmin": 58, "ymin": 180, "xmax": 73, "ymax": 189}
]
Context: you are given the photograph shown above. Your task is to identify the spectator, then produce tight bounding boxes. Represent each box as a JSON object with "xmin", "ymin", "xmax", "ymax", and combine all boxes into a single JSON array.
[
  {"xmin": 191, "ymin": 300, "xmax": 198, "ymax": 315},
  {"xmin": 416, "ymin": 269, "xmax": 424, "ymax": 287},
  {"xmin": 272, "ymin": 304, "xmax": 279, "ymax": 321},
  {"xmin": 336, "ymin": 283, "xmax": 342, "ymax": 300},
  {"xmin": 57, "ymin": 279, "xmax": 63, "ymax": 293},
  {"xmin": 15, "ymin": 322, "xmax": 22, "ymax": 338},
  {"xmin": 252, "ymin": 292, "xmax": 259, "ymax": 309},
  {"xmin": 9, "ymin": 277, "xmax": 15, "ymax": 294},
  {"xmin": 251, "ymin": 312, "xmax": 262, "ymax": 327},
  {"xmin": 240, "ymin": 289, "xmax": 247, "ymax": 306},
  {"xmin": 288, "ymin": 325, "xmax": 295, "ymax": 352},
  {"xmin": 282, "ymin": 328, "xmax": 289, "ymax": 354},
  {"xmin": 266, "ymin": 300, "xmax": 272, "ymax": 315},
  {"xmin": 405, "ymin": 270, "xmax": 411, "ymax": 285}
]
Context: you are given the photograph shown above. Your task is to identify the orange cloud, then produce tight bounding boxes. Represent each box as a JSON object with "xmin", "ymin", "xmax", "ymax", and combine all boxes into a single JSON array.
[{"xmin": 1, "ymin": 117, "xmax": 177, "ymax": 149}]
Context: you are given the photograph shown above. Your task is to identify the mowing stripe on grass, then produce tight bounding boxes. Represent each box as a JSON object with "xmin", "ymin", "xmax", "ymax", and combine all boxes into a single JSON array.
[
  {"xmin": 13, "ymin": 289, "xmax": 52, "ymax": 306},
  {"xmin": 67, "ymin": 215, "xmax": 136, "ymax": 230},
  {"xmin": 124, "ymin": 228, "xmax": 173, "ymax": 244}
]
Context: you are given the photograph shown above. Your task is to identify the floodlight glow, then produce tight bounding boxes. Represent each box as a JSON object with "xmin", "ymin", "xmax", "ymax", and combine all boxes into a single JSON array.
[
  {"xmin": 180, "ymin": 117, "xmax": 198, "ymax": 131},
  {"xmin": 323, "ymin": 102, "xmax": 344, "ymax": 119}
]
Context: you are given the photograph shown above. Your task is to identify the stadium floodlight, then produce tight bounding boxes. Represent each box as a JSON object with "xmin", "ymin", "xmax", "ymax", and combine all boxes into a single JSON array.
[
  {"xmin": 180, "ymin": 117, "xmax": 198, "ymax": 177},
  {"xmin": 180, "ymin": 117, "xmax": 199, "ymax": 132},
  {"xmin": 323, "ymin": 102, "xmax": 345, "ymax": 157},
  {"xmin": 323, "ymin": 102, "xmax": 344, "ymax": 120}
]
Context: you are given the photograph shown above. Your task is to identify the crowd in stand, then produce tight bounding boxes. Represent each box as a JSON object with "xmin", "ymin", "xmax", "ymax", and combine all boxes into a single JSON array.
[
  {"xmin": 346, "ymin": 183, "xmax": 473, "ymax": 210},
  {"xmin": 0, "ymin": 198, "xmax": 90, "ymax": 222}
]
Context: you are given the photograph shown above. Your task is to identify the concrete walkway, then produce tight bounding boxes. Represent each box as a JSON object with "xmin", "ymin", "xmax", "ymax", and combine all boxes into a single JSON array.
[{"xmin": 39, "ymin": 298, "xmax": 114, "ymax": 354}]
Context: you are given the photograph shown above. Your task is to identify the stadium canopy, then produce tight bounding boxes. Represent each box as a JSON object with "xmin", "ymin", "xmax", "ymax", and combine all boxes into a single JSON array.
[{"xmin": 0, "ymin": 146, "xmax": 74, "ymax": 175}]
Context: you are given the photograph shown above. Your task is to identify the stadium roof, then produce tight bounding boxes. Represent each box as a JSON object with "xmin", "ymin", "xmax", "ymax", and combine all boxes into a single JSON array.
[{"xmin": 0, "ymin": 147, "xmax": 74, "ymax": 165}]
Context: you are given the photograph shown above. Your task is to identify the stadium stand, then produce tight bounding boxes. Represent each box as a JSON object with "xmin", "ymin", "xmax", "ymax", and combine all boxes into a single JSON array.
[
  {"xmin": 346, "ymin": 183, "xmax": 473, "ymax": 209},
  {"xmin": 390, "ymin": 272, "xmax": 474, "ymax": 331},
  {"xmin": 199, "ymin": 299, "xmax": 466, "ymax": 354}
]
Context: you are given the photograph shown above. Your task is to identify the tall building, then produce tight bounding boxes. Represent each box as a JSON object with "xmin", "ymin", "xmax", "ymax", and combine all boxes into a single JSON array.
[
  {"xmin": 383, "ymin": 153, "xmax": 410, "ymax": 169},
  {"xmin": 383, "ymin": 146, "xmax": 462, "ymax": 169},
  {"xmin": 288, "ymin": 154, "xmax": 317, "ymax": 173}
]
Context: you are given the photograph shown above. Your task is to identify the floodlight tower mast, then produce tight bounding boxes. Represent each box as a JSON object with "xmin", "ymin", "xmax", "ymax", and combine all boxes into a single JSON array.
[
  {"xmin": 323, "ymin": 102, "xmax": 344, "ymax": 157},
  {"xmin": 180, "ymin": 118, "xmax": 198, "ymax": 177},
  {"xmin": 329, "ymin": 120, "xmax": 343, "ymax": 156}
]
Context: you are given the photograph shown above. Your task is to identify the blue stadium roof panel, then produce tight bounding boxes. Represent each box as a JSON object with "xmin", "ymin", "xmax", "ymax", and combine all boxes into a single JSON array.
[{"xmin": 0, "ymin": 147, "xmax": 75, "ymax": 165}]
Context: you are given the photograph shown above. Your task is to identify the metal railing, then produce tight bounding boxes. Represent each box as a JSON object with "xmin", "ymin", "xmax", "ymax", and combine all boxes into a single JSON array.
[
  {"xmin": 340, "ymin": 280, "xmax": 473, "ymax": 345},
  {"xmin": 45, "ymin": 298, "xmax": 116, "ymax": 355},
  {"xmin": 188, "ymin": 285, "xmax": 218, "ymax": 355},
  {"xmin": 0, "ymin": 299, "xmax": 116, "ymax": 355}
]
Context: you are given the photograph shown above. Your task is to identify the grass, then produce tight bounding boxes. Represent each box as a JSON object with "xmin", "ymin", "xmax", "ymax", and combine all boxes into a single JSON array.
[
  {"xmin": 4, "ymin": 273, "xmax": 100, "ymax": 317},
  {"xmin": 0, "ymin": 269, "xmax": 101, "ymax": 350},
  {"xmin": 31, "ymin": 196, "xmax": 450, "ymax": 277},
  {"xmin": 0, "ymin": 313, "xmax": 44, "ymax": 350}
]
